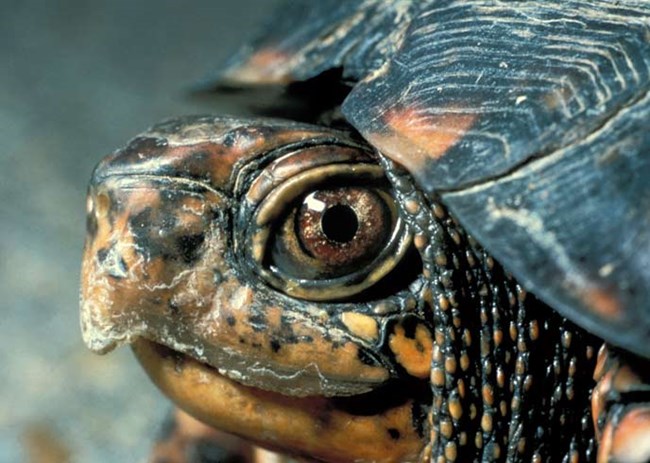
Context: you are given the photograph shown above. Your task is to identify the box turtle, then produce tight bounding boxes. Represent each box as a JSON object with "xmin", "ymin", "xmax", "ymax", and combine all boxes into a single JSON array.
[{"xmin": 80, "ymin": 1, "xmax": 650, "ymax": 462}]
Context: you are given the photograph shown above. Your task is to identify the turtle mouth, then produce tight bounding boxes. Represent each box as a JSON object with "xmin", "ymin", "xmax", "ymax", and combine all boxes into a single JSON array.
[
  {"xmin": 132, "ymin": 338, "xmax": 427, "ymax": 463},
  {"xmin": 133, "ymin": 338, "xmax": 319, "ymax": 398}
]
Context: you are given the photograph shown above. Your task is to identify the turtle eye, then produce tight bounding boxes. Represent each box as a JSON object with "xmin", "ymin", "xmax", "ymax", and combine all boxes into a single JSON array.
[
  {"xmin": 243, "ymin": 146, "xmax": 412, "ymax": 301},
  {"xmin": 272, "ymin": 186, "xmax": 395, "ymax": 280}
]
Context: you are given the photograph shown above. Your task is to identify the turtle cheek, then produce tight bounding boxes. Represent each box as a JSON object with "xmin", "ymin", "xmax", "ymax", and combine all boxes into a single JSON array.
[{"xmin": 80, "ymin": 177, "xmax": 227, "ymax": 353}]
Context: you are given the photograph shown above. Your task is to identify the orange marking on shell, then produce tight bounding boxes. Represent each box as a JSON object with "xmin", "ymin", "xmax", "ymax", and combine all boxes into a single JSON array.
[
  {"xmin": 389, "ymin": 324, "xmax": 433, "ymax": 379},
  {"xmin": 366, "ymin": 108, "xmax": 476, "ymax": 177},
  {"xmin": 223, "ymin": 48, "xmax": 294, "ymax": 85},
  {"xmin": 582, "ymin": 287, "xmax": 622, "ymax": 320}
]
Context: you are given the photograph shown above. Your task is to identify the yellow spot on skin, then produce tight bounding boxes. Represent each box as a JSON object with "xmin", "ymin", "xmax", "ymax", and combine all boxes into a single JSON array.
[
  {"xmin": 414, "ymin": 234, "xmax": 428, "ymax": 250},
  {"xmin": 445, "ymin": 357, "xmax": 457, "ymax": 374},
  {"xmin": 389, "ymin": 324, "xmax": 433, "ymax": 379},
  {"xmin": 496, "ymin": 367, "xmax": 506, "ymax": 388},
  {"xmin": 462, "ymin": 329, "xmax": 472, "ymax": 347},
  {"xmin": 517, "ymin": 437, "xmax": 526, "ymax": 454},
  {"xmin": 440, "ymin": 420, "xmax": 453, "ymax": 438},
  {"xmin": 482, "ymin": 384, "xmax": 494, "ymax": 406},
  {"xmin": 404, "ymin": 199, "xmax": 420, "ymax": 214},
  {"xmin": 449, "ymin": 398, "xmax": 463, "ymax": 421},
  {"xmin": 529, "ymin": 320, "xmax": 539, "ymax": 341},
  {"xmin": 445, "ymin": 442, "xmax": 458, "ymax": 461},
  {"xmin": 340, "ymin": 312, "xmax": 379, "ymax": 342},
  {"xmin": 481, "ymin": 413, "xmax": 493, "ymax": 432},
  {"xmin": 431, "ymin": 367, "xmax": 445, "ymax": 387},
  {"xmin": 365, "ymin": 109, "xmax": 476, "ymax": 178},
  {"xmin": 457, "ymin": 379, "xmax": 466, "ymax": 398},
  {"xmin": 493, "ymin": 329, "xmax": 503, "ymax": 346}
]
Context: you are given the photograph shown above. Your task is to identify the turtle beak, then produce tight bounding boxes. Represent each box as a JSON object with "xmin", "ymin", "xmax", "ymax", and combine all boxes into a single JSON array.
[{"xmin": 80, "ymin": 160, "xmax": 228, "ymax": 354}]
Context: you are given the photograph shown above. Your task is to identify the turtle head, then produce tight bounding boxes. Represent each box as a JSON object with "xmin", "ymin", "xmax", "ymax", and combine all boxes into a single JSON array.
[{"xmin": 80, "ymin": 116, "xmax": 430, "ymax": 461}]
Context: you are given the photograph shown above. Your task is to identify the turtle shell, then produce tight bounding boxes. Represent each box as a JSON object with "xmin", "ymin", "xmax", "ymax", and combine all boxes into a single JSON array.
[{"xmin": 212, "ymin": 0, "xmax": 650, "ymax": 359}]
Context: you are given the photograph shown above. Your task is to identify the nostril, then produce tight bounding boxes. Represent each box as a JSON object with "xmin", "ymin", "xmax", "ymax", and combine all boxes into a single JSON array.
[{"xmin": 97, "ymin": 246, "xmax": 129, "ymax": 279}]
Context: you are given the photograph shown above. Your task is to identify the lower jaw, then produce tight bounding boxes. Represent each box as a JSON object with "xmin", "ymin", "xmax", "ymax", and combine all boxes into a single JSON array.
[{"xmin": 132, "ymin": 339, "xmax": 425, "ymax": 463}]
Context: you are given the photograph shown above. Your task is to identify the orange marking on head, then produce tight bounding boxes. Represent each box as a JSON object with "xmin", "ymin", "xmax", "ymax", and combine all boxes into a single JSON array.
[
  {"xmin": 366, "ymin": 108, "xmax": 476, "ymax": 177},
  {"xmin": 341, "ymin": 312, "xmax": 379, "ymax": 342},
  {"xmin": 389, "ymin": 324, "xmax": 433, "ymax": 379}
]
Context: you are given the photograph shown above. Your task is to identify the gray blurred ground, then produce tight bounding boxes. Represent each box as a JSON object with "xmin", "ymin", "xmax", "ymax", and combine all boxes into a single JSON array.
[{"xmin": 0, "ymin": 1, "xmax": 280, "ymax": 461}]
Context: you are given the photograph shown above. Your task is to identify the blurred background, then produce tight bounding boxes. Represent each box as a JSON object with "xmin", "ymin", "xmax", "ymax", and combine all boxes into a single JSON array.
[{"xmin": 0, "ymin": 1, "xmax": 281, "ymax": 461}]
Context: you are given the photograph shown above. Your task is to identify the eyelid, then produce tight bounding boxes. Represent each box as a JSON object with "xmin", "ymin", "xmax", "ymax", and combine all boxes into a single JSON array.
[{"xmin": 241, "ymin": 146, "xmax": 413, "ymax": 301}]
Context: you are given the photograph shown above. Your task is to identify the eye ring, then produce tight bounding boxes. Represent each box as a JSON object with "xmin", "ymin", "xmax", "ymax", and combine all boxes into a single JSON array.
[{"xmin": 243, "ymin": 148, "xmax": 412, "ymax": 301}]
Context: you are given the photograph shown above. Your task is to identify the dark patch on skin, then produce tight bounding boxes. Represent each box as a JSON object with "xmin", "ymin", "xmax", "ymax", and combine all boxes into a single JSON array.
[
  {"xmin": 168, "ymin": 299, "xmax": 180, "ymax": 315},
  {"xmin": 173, "ymin": 353, "xmax": 186, "ymax": 374},
  {"xmin": 222, "ymin": 131, "xmax": 238, "ymax": 148},
  {"xmin": 315, "ymin": 405, "xmax": 333, "ymax": 428},
  {"xmin": 96, "ymin": 247, "xmax": 109, "ymax": 265},
  {"xmin": 129, "ymin": 207, "xmax": 154, "ymax": 234},
  {"xmin": 270, "ymin": 339, "xmax": 281, "ymax": 353},
  {"xmin": 187, "ymin": 438, "xmax": 247, "ymax": 463},
  {"xmin": 411, "ymin": 401, "xmax": 429, "ymax": 439},
  {"xmin": 248, "ymin": 313, "xmax": 267, "ymax": 332},
  {"xmin": 226, "ymin": 315, "xmax": 236, "ymax": 327},
  {"xmin": 331, "ymin": 379, "xmax": 430, "ymax": 418},
  {"xmin": 176, "ymin": 233, "xmax": 205, "ymax": 264},
  {"xmin": 153, "ymin": 343, "xmax": 187, "ymax": 374},
  {"xmin": 86, "ymin": 207, "xmax": 98, "ymax": 240},
  {"xmin": 388, "ymin": 428, "xmax": 401, "ymax": 440},
  {"xmin": 396, "ymin": 315, "xmax": 419, "ymax": 339},
  {"xmin": 357, "ymin": 347, "xmax": 380, "ymax": 367},
  {"xmin": 238, "ymin": 337, "xmax": 246, "ymax": 344},
  {"xmin": 95, "ymin": 246, "xmax": 128, "ymax": 279},
  {"xmin": 129, "ymin": 204, "xmax": 182, "ymax": 263}
]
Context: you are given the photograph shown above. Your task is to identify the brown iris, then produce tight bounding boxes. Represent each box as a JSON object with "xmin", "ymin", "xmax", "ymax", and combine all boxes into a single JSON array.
[
  {"xmin": 297, "ymin": 188, "xmax": 390, "ymax": 269},
  {"xmin": 270, "ymin": 186, "xmax": 395, "ymax": 280}
]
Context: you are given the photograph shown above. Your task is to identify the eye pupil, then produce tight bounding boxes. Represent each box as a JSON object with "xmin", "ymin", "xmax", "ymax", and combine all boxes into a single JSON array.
[{"xmin": 321, "ymin": 204, "xmax": 359, "ymax": 243}]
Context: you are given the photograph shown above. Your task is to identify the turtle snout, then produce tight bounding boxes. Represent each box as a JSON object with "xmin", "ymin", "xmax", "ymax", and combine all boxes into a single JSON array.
[{"xmin": 80, "ymin": 174, "xmax": 227, "ymax": 353}]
